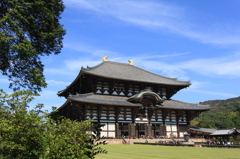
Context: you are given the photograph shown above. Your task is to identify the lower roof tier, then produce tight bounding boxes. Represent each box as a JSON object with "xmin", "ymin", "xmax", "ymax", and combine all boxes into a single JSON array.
[{"xmin": 62, "ymin": 93, "xmax": 210, "ymax": 110}]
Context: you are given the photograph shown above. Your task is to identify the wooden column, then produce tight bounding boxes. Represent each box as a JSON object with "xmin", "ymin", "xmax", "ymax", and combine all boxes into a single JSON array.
[
  {"xmin": 115, "ymin": 123, "xmax": 121, "ymax": 139},
  {"xmin": 129, "ymin": 123, "xmax": 136, "ymax": 138},
  {"xmin": 144, "ymin": 124, "xmax": 148, "ymax": 137},
  {"xmin": 146, "ymin": 124, "xmax": 153, "ymax": 137},
  {"xmin": 176, "ymin": 110, "xmax": 180, "ymax": 138},
  {"xmin": 160, "ymin": 124, "xmax": 166, "ymax": 136}
]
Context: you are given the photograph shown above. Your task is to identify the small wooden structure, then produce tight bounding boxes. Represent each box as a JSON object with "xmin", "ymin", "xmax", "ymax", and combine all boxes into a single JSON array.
[{"xmin": 190, "ymin": 127, "xmax": 240, "ymax": 141}]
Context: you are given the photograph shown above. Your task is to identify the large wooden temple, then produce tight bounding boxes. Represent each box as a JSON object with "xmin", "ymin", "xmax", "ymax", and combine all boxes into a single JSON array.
[{"xmin": 56, "ymin": 57, "xmax": 210, "ymax": 138}]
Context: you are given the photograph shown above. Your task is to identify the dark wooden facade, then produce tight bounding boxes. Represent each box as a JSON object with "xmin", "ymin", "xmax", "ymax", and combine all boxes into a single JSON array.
[{"xmin": 56, "ymin": 60, "xmax": 210, "ymax": 138}]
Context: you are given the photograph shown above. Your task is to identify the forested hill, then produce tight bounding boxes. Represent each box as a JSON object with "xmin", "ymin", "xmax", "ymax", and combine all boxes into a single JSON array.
[{"xmin": 191, "ymin": 96, "xmax": 240, "ymax": 129}]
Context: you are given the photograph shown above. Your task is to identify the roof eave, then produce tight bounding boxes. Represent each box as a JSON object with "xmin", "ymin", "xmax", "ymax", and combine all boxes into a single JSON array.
[{"xmin": 82, "ymin": 71, "xmax": 191, "ymax": 87}]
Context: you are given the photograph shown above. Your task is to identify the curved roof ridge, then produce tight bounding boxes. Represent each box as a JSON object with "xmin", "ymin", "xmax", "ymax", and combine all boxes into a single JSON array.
[
  {"xmin": 82, "ymin": 61, "xmax": 190, "ymax": 85},
  {"xmin": 81, "ymin": 61, "xmax": 106, "ymax": 71},
  {"xmin": 128, "ymin": 62, "xmax": 189, "ymax": 83},
  {"xmin": 89, "ymin": 61, "xmax": 188, "ymax": 82},
  {"xmin": 170, "ymin": 99, "xmax": 210, "ymax": 106}
]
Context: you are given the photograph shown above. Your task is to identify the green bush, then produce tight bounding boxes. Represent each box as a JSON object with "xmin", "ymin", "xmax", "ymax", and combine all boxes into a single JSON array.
[{"xmin": 0, "ymin": 89, "xmax": 107, "ymax": 159}]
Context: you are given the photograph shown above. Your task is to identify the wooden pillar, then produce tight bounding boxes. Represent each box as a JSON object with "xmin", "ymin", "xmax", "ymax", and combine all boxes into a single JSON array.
[
  {"xmin": 144, "ymin": 124, "xmax": 148, "ymax": 137},
  {"xmin": 136, "ymin": 124, "xmax": 139, "ymax": 138},
  {"xmin": 161, "ymin": 124, "xmax": 166, "ymax": 136},
  {"xmin": 176, "ymin": 110, "xmax": 180, "ymax": 138},
  {"xmin": 115, "ymin": 123, "xmax": 121, "ymax": 139},
  {"xmin": 128, "ymin": 123, "xmax": 136, "ymax": 138},
  {"xmin": 146, "ymin": 124, "xmax": 153, "ymax": 137},
  {"xmin": 97, "ymin": 105, "xmax": 103, "ymax": 124}
]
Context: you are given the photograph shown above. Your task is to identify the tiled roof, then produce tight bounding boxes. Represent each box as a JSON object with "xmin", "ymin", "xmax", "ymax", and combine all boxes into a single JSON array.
[
  {"xmin": 82, "ymin": 61, "xmax": 191, "ymax": 86},
  {"xmin": 211, "ymin": 128, "xmax": 240, "ymax": 135},
  {"xmin": 69, "ymin": 93, "xmax": 140, "ymax": 106},
  {"xmin": 190, "ymin": 127, "xmax": 240, "ymax": 135},
  {"xmin": 68, "ymin": 93, "xmax": 210, "ymax": 110},
  {"xmin": 162, "ymin": 100, "xmax": 210, "ymax": 110},
  {"xmin": 190, "ymin": 127, "xmax": 216, "ymax": 134}
]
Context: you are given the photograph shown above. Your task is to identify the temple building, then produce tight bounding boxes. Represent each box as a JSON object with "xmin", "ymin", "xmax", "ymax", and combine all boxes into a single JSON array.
[{"xmin": 56, "ymin": 57, "xmax": 210, "ymax": 138}]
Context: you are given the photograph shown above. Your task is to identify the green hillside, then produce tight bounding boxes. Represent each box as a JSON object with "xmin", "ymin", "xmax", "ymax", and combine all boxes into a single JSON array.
[{"xmin": 192, "ymin": 96, "xmax": 240, "ymax": 129}]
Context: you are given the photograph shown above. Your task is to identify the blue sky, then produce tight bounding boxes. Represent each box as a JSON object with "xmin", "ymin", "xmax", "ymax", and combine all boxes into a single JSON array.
[{"xmin": 1, "ymin": 0, "xmax": 240, "ymax": 111}]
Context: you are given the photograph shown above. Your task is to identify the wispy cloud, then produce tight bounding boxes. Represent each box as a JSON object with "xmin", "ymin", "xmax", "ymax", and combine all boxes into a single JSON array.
[
  {"xmin": 30, "ymin": 90, "xmax": 66, "ymax": 110},
  {"xmin": 130, "ymin": 53, "xmax": 240, "ymax": 79},
  {"xmin": 138, "ymin": 60, "xmax": 189, "ymax": 80},
  {"xmin": 0, "ymin": 78, "xmax": 9, "ymax": 83},
  {"xmin": 64, "ymin": 58, "xmax": 101, "ymax": 71},
  {"xmin": 178, "ymin": 80, "xmax": 238, "ymax": 98},
  {"xmin": 64, "ymin": 42, "xmax": 119, "ymax": 57},
  {"xmin": 130, "ymin": 52, "xmax": 189, "ymax": 61},
  {"xmin": 44, "ymin": 68, "xmax": 76, "ymax": 76},
  {"xmin": 65, "ymin": 0, "xmax": 240, "ymax": 45},
  {"xmin": 186, "ymin": 89, "xmax": 238, "ymax": 98},
  {"xmin": 46, "ymin": 80, "xmax": 71, "ymax": 85},
  {"xmin": 179, "ymin": 53, "xmax": 240, "ymax": 77}
]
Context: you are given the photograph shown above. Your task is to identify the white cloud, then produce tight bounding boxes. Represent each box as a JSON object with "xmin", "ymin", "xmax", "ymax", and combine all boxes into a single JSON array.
[
  {"xmin": 130, "ymin": 52, "xmax": 189, "ymax": 61},
  {"xmin": 64, "ymin": 42, "xmax": 119, "ymax": 57},
  {"xmin": 65, "ymin": 0, "xmax": 240, "ymax": 45},
  {"xmin": 179, "ymin": 53, "xmax": 240, "ymax": 77},
  {"xmin": 186, "ymin": 89, "xmax": 238, "ymax": 98},
  {"xmin": 132, "ymin": 53, "xmax": 240, "ymax": 78},
  {"xmin": 44, "ymin": 68, "xmax": 75, "ymax": 76},
  {"xmin": 29, "ymin": 90, "xmax": 66, "ymax": 111},
  {"xmin": 188, "ymin": 81, "xmax": 208, "ymax": 89},
  {"xmin": 0, "ymin": 78, "xmax": 9, "ymax": 83},
  {"xmin": 138, "ymin": 60, "xmax": 189, "ymax": 80},
  {"xmin": 46, "ymin": 80, "xmax": 71, "ymax": 85},
  {"xmin": 64, "ymin": 58, "xmax": 100, "ymax": 71}
]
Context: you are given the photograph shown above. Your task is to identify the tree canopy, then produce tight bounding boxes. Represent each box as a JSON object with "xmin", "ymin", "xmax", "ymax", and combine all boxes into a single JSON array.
[
  {"xmin": 0, "ymin": 0, "xmax": 66, "ymax": 93},
  {"xmin": 0, "ymin": 89, "xmax": 107, "ymax": 158},
  {"xmin": 191, "ymin": 97, "xmax": 240, "ymax": 129}
]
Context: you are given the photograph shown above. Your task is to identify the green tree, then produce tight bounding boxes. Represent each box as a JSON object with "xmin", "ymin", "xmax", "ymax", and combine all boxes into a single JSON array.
[
  {"xmin": 0, "ymin": 89, "xmax": 46, "ymax": 158},
  {"xmin": 0, "ymin": 0, "xmax": 66, "ymax": 93},
  {"xmin": 233, "ymin": 115, "xmax": 240, "ymax": 129},
  {"xmin": 0, "ymin": 89, "xmax": 107, "ymax": 159},
  {"xmin": 46, "ymin": 118, "xmax": 107, "ymax": 159}
]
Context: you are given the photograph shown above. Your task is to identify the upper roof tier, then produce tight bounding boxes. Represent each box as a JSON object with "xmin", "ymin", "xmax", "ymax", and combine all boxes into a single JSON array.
[{"xmin": 81, "ymin": 61, "xmax": 191, "ymax": 86}]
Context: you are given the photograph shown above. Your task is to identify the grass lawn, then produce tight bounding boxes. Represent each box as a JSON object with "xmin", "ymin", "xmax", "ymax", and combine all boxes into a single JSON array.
[{"xmin": 96, "ymin": 144, "xmax": 240, "ymax": 159}]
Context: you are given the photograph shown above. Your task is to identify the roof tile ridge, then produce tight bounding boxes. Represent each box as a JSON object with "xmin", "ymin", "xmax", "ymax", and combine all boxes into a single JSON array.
[
  {"xmin": 73, "ymin": 92, "xmax": 94, "ymax": 97},
  {"xmin": 172, "ymin": 99, "xmax": 210, "ymax": 106},
  {"xmin": 82, "ymin": 61, "xmax": 130, "ymax": 71},
  {"xmin": 81, "ymin": 61, "xmax": 106, "ymax": 71},
  {"xmin": 107, "ymin": 60, "xmax": 130, "ymax": 66},
  {"xmin": 131, "ymin": 64, "xmax": 190, "ymax": 84}
]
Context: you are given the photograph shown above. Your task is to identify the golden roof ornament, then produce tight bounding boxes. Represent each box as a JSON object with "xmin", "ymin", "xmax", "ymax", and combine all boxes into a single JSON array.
[
  {"xmin": 102, "ymin": 56, "xmax": 108, "ymax": 62},
  {"xmin": 128, "ymin": 60, "xmax": 134, "ymax": 65}
]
